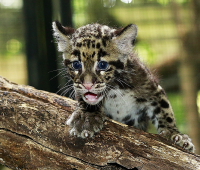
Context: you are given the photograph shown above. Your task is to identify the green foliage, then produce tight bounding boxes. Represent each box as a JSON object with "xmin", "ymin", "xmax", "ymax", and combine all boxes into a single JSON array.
[
  {"xmin": 167, "ymin": 92, "xmax": 188, "ymax": 133},
  {"xmin": 0, "ymin": 6, "xmax": 24, "ymax": 57},
  {"xmin": 72, "ymin": 0, "xmax": 89, "ymax": 26},
  {"xmin": 156, "ymin": 0, "xmax": 189, "ymax": 5},
  {"xmin": 136, "ymin": 41, "xmax": 157, "ymax": 65}
]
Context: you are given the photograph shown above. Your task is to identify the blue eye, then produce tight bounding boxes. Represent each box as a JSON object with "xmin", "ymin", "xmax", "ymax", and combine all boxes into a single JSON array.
[
  {"xmin": 97, "ymin": 61, "xmax": 109, "ymax": 70},
  {"xmin": 72, "ymin": 61, "xmax": 82, "ymax": 70}
]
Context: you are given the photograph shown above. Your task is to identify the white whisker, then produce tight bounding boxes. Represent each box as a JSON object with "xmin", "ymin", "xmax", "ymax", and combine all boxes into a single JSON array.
[
  {"xmin": 116, "ymin": 78, "xmax": 132, "ymax": 88},
  {"xmin": 56, "ymin": 80, "xmax": 73, "ymax": 94},
  {"xmin": 61, "ymin": 86, "xmax": 74, "ymax": 96},
  {"xmin": 50, "ymin": 70, "xmax": 64, "ymax": 81}
]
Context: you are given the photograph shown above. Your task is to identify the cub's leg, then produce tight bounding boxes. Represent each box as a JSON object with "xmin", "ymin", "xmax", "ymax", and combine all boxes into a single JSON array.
[{"xmin": 150, "ymin": 86, "xmax": 195, "ymax": 152}]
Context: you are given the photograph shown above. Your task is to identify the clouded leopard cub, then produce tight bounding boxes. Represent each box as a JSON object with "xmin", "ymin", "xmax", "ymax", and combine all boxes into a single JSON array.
[{"xmin": 52, "ymin": 21, "xmax": 194, "ymax": 152}]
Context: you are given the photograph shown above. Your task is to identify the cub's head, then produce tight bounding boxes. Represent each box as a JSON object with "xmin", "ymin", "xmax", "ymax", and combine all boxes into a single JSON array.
[{"xmin": 52, "ymin": 21, "xmax": 137, "ymax": 105}]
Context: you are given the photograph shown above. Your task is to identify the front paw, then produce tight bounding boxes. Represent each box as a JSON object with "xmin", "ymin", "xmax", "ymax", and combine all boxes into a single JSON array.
[
  {"xmin": 66, "ymin": 110, "xmax": 105, "ymax": 138},
  {"xmin": 171, "ymin": 134, "xmax": 195, "ymax": 153},
  {"xmin": 160, "ymin": 130, "xmax": 195, "ymax": 152}
]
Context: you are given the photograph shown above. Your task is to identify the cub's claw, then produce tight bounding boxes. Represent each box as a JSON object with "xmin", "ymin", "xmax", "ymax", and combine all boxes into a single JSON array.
[
  {"xmin": 171, "ymin": 134, "xmax": 194, "ymax": 152},
  {"xmin": 81, "ymin": 130, "xmax": 94, "ymax": 138},
  {"xmin": 69, "ymin": 128, "xmax": 80, "ymax": 137},
  {"xmin": 159, "ymin": 130, "xmax": 194, "ymax": 152}
]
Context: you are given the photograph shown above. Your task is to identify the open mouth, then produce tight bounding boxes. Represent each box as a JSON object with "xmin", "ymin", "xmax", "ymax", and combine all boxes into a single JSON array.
[{"xmin": 83, "ymin": 92, "xmax": 103, "ymax": 105}]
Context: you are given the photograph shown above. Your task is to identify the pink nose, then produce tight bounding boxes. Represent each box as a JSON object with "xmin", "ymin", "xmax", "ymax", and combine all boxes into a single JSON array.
[{"xmin": 83, "ymin": 83, "xmax": 93, "ymax": 90}]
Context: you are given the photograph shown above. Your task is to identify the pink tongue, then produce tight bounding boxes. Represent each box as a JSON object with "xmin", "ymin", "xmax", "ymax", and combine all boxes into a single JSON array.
[{"xmin": 84, "ymin": 92, "xmax": 98, "ymax": 102}]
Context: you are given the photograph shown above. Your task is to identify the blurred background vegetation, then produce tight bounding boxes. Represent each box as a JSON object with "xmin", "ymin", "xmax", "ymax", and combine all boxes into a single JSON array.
[{"xmin": 0, "ymin": 0, "xmax": 200, "ymax": 169}]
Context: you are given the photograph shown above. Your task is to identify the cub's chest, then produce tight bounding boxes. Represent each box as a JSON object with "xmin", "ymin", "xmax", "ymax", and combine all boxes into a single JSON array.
[{"xmin": 103, "ymin": 89, "xmax": 147, "ymax": 124}]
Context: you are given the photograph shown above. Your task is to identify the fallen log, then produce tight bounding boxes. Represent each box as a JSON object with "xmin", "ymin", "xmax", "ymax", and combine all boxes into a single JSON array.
[{"xmin": 0, "ymin": 76, "xmax": 199, "ymax": 170}]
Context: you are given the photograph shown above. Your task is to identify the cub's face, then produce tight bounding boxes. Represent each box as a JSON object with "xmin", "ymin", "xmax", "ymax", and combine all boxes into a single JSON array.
[
  {"xmin": 64, "ymin": 49, "xmax": 114, "ymax": 105},
  {"xmin": 53, "ymin": 22, "xmax": 137, "ymax": 105}
]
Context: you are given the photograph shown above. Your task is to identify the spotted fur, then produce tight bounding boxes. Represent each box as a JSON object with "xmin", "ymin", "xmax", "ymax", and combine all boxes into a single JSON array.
[{"xmin": 53, "ymin": 21, "xmax": 194, "ymax": 152}]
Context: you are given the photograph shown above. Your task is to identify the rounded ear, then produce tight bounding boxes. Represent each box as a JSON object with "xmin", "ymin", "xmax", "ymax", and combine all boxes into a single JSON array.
[
  {"xmin": 52, "ymin": 21, "xmax": 75, "ymax": 52},
  {"xmin": 113, "ymin": 24, "xmax": 138, "ymax": 53}
]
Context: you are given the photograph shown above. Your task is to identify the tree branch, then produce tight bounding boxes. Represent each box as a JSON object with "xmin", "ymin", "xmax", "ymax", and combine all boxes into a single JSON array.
[{"xmin": 0, "ymin": 76, "xmax": 199, "ymax": 170}]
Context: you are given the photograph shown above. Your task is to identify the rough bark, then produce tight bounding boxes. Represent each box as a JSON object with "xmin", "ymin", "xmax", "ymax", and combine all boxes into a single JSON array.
[{"xmin": 0, "ymin": 76, "xmax": 200, "ymax": 170}]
